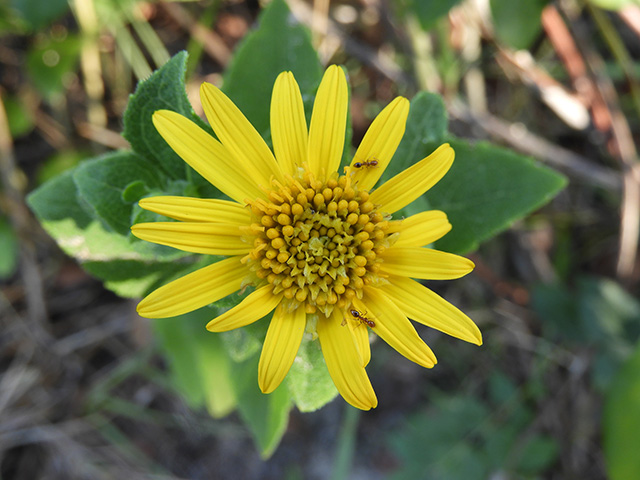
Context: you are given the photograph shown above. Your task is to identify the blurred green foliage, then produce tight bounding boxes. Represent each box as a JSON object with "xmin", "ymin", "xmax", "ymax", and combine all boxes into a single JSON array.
[
  {"xmin": 604, "ymin": 341, "xmax": 640, "ymax": 480},
  {"xmin": 589, "ymin": 0, "xmax": 640, "ymax": 10},
  {"xmin": 27, "ymin": 32, "xmax": 82, "ymax": 100},
  {"xmin": 533, "ymin": 277, "xmax": 640, "ymax": 479},
  {"xmin": 389, "ymin": 376, "xmax": 558, "ymax": 479},
  {"xmin": 533, "ymin": 277, "xmax": 640, "ymax": 392},
  {"xmin": 10, "ymin": 0, "xmax": 70, "ymax": 30},
  {"xmin": 490, "ymin": 0, "xmax": 548, "ymax": 50},
  {"xmin": 0, "ymin": 218, "xmax": 19, "ymax": 279}
]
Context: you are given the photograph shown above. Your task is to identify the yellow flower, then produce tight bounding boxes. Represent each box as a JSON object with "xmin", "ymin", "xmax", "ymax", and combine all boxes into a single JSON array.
[{"xmin": 132, "ymin": 66, "xmax": 481, "ymax": 410}]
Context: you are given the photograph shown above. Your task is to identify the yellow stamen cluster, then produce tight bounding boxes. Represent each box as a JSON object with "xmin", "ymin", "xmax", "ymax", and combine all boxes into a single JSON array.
[{"xmin": 243, "ymin": 167, "xmax": 391, "ymax": 317}]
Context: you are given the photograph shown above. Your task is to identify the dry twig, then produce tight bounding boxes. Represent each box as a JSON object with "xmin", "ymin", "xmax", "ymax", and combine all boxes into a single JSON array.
[
  {"xmin": 449, "ymin": 101, "xmax": 621, "ymax": 191},
  {"xmin": 0, "ymin": 91, "xmax": 50, "ymax": 342},
  {"xmin": 159, "ymin": 1, "xmax": 232, "ymax": 67}
]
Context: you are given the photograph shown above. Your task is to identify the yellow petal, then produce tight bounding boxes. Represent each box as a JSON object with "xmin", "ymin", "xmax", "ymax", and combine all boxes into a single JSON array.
[
  {"xmin": 200, "ymin": 82, "xmax": 283, "ymax": 187},
  {"xmin": 139, "ymin": 196, "xmax": 250, "ymax": 225},
  {"xmin": 356, "ymin": 290, "xmax": 437, "ymax": 368},
  {"xmin": 369, "ymin": 143, "xmax": 454, "ymax": 214},
  {"xmin": 152, "ymin": 110, "xmax": 264, "ymax": 202},
  {"xmin": 131, "ymin": 222, "xmax": 250, "ymax": 256},
  {"xmin": 206, "ymin": 285, "xmax": 282, "ymax": 332},
  {"xmin": 317, "ymin": 310, "xmax": 378, "ymax": 410},
  {"xmin": 382, "ymin": 276, "xmax": 482, "ymax": 345},
  {"xmin": 271, "ymin": 72, "xmax": 308, "ymax": 176},
  {"xmin": 258, "ymin": 304, "xmax": 306, "ymax": 393},
  {"xmin": 137, "ymin": 256, "xmax": 246, "ymax": 318},
  {"xmin": 307, "ymin": 65, "xmax": 348, "ymax": 180},
  {"xmin": 389, "ymin": 210, "xmax": 452, "ymax": 248},
  {"xmin": 351, "ymin": 97, "xmax": 410, "ymax": 191},
  {"xmin": 346, "ymin": 312, "xmax": 371, "ymax": 367},
  {"xmin": 380, "ymin": 247, "xmax": 474, "ymax": 280}
]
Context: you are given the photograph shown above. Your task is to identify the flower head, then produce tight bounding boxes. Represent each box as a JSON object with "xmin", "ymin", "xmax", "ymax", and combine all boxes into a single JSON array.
[{"xmin": 132, "ymin": 66, "xmax": 481, "ymax": 410}]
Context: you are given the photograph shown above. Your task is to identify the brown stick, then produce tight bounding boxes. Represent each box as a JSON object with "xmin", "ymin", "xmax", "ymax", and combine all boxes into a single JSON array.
[
  {"xmin": 158, "ymin": 1, "xmax": 232, "ymax": 67},
  {"xmin": 0, "ymin": 90, "xmax": 51, "ymax": 343}
]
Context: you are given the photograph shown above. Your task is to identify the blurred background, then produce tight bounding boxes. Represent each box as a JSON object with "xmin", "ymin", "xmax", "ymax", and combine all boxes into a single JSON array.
[{"xmin": 1, "ymin": 0, "xmax": 640, "ymax": 478}]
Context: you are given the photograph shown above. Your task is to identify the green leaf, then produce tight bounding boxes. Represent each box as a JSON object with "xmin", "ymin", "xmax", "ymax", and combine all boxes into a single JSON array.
[
  {"xmin": 27, "ymin": 168, "xmax": 187, "ymax": 280},
  {"xmin": 36, "ymin": 150, "xmax": 84, "ymax": 185},
  {"xmin": 153, "ymin": 308, "xmax": 238, "ymax": 418},
  {"xmin": 28, "ymin": 159, "xmax": 190, "ymax": 297},
  {"xmin": 427, "ymin": 139, "xmax": 567, "ymax": 254},
  {"xmin": 383, "ymin": 92, "xmax": 448, "ymax": 182},
  {"xmin": 220, "ymin": 321, "xmax": 265, "ymax": 363},
  {"xmin": 233, "ymin": 352, "xmax": 293, "ymax": 458},
  {"xmin": 122, "ymin": 51, "xmax": 212, "ymax": 181},
  {"xmin": 73, "ymin": 151, "xmax": 162, "ymax": 236},
  {"xmin": 402, "ymin": 0, "xmax": 464, "ymax": 31},
  {"xmin": 83, "ymin": 259, "xmax": 194, "ymax": 299},
  {"xmin": 223, "ymin": 0, "xmax": 323, "ymax": 137},
  {"xmin": 0, "ymin": 218, "xmax": 19, "ymax": 279},
  {"xmin": 604, "ymin": 340, "xmax": 640, "ymax": 480},
  {"xmin": 217, "ymin": 295, "xmax": 267, "ymax": 363},
  {"xmin": 11, "ymin": 0, "xmax": 70, "ymax": 30},
  {"xmin": 515, "ymin": 435, "xmax": 559, "ymax": 474},
  {"xmin": 577, "ymin": 277, "xmax": 640, "ymax": 339},
  {"xmin": 28, "ymin": 169, "xmax": 98, "ymax": 250},
  {"xmin": 531, "ymin": 282, "xmax": 581, "ymax": 342},
  {"xmin": 3, "ymin": 94, "xmax": 34, "ymax": 138},
  {"xmin": 490, "ymin": 0, "xmax": 548, "ymax": 50},
  {"xmin": 193, "ymin": 329, "xmax": 238, "ymax": 419},
  {"xmin": 286, "ymin": 337, "xmax": 338, "ymax": 412},
  {"xmin": 122, "ymin": 180, "xmax": 150, "ymax": 203},
  {"xmin": 153, "ymin": 310, "xmax": 207, "ymax": 410}
]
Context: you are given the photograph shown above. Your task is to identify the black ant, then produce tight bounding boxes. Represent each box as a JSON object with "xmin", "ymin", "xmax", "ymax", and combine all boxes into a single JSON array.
[
  {"xmin": 353, "ymin": 158, "xmax": 379, "ymax": 169},
  {"xmin": 349, "ymin": 309, "xmax": 375, "ymax": 328}
]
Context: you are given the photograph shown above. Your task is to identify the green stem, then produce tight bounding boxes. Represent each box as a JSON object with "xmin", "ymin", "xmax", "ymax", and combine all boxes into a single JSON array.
[
  {"xmin": 186, "ymin": 4, "xmax": 219, "ymax": 79},
  {"xmin": 331, "ymin": 405, "xmax": 360, "ymax": 480}
]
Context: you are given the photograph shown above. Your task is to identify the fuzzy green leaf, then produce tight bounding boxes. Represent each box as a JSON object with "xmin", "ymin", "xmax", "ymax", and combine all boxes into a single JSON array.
[
  {"xmin": 83, "ymin": 259, "xmax": 194, "ymax": 299},
  {"xmin": 122, "ymin": 51, "xmax": 212, "ymax": 181},
  {"xmin": 28, "ymin": 169, "xmax": 120, "ymax": 259},
  {"xmin": 73, "ymin": 151, "xmax": 161, "ymax": 236},
  {"xmin": 27, "ymin": 170, "xmax": 186, "ymax": 282},
  {"xmin": 286, "ymin": 337, "xmax": 338, "ymax": 412}
]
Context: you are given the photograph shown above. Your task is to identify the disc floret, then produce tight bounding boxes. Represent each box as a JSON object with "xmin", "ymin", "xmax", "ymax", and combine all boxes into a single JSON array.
[{"xmin": 243, "ymin": 167, "xmax": 391, "ymax": 317}]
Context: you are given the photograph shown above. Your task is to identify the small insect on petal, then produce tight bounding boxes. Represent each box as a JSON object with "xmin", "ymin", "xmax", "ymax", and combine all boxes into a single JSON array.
[
  {"xmin": 350, "ymin": 308, "xmax": 375, "ymax": 328},
  {"xmin": 353, "ymin": 157, "xmax": 379, "ymax": 169}
]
